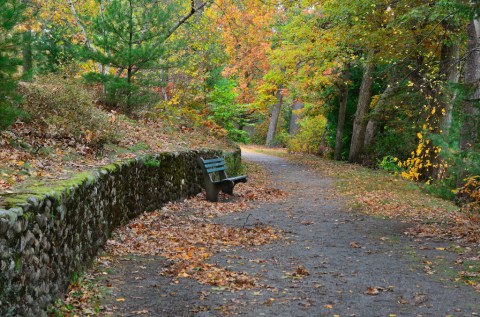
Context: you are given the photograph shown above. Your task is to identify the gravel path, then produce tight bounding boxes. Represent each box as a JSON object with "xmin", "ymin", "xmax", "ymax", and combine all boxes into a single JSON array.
[{"xmin": 99, "ymin": 150, "xmax": 479, "ymax": 317}]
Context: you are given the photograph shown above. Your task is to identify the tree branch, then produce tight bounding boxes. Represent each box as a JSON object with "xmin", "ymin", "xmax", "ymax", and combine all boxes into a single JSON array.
[
  {"xmin": 67, "ymin": 0, "xmax": 96, "ymax": 53},
  {"xmin": 164, "ymin": 0, "xmax": 212, "ymax": 41}
]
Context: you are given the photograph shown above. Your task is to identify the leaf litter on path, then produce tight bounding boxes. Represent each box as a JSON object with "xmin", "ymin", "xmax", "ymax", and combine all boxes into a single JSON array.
[{"xmin": 106, "ymin": 206, "xmax": 282, "ymax": 290}]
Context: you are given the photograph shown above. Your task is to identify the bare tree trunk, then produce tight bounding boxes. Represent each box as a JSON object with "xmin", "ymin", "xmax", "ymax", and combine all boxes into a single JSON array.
[
  {"xmin": 126, "ymin": 0, "xmax": 134, "ymax": 111},
  {"xmin": 317, "ymin": 127, "xmax": 329, "ymax": 156},
  {"xmin": 67, "ymin": 0, "xmax": 103, "ymax": 73},
  {"xmin": 459, "ymin": 19, "xmax": 480, "ymax": 177},
  {"xmin": 349, "ymin": 54, "xmax": 375, "ymax": 163},
  {"xmin": 19, "ymin": 0, "xmax": 33, "ymax": 81},
  {"xmin": 266, "ymin": 88, "xmax": 284, "ymax": 147},
  {"xmin": 439, "ymin": 42, "xmax": 460, "ymax": 136},
  {"xmin": 364, "ymin": 84, "xmax": 399, "ymax": 148},
  {"xmin": 334, "ymin": 63, "xmax": 350, "ymax": 160},
  {"xmin": 289, "ymin": 100, "xmax": 303, "ymax": 134},
  {"xmin": 99, "ymin": 0, "xmax": 109, "ymax": 76}
]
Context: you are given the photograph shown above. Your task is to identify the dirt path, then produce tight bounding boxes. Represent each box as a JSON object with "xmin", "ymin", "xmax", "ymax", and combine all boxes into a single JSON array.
[{"xmin": 95, "ymin": 149, "xmax": 479, "ymax": 317}]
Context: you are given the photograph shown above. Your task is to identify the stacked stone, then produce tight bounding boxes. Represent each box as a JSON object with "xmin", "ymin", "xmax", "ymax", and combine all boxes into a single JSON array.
[{"xmin": 0, "ymin": 149, "xmax": 241, "ymax": 316}]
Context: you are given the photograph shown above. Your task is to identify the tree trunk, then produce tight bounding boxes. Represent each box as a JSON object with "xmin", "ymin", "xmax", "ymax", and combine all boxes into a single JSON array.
[
  {"xmin": 266, "ymin": 88, "xmax": 284, "ymax": 147},
  {"xmin": 68, "ymin": 0, "xmax": 103, "ymax": 73},
  {"xmin": 349, "ymin": 54, "xmax": 375, "ymax": 163},
  {"xmin": 317, "ymin": 126, "xmax": 329, "ymax": 156},
  {"xmin": 334, "ymin": 63, "xmax": 350, "ymax": 160},
  {"xmin": 22, "ymin": 29, "xmax": 33, "ymax": 81},
  {"xmin": 459, "ymin": 19, "xmax": 480, "ymax": 172},
  {"xmin": 364, "ymin": 84, "xmax": 399, "ymax": 149},
  {"xmin": 439, "ymin": 42, "xmax": 460, "ymax": 136},
  {"xmin": 289, "ymin": 100, "xmax": 303, "ymax": 134},
  {"xmin": 126, "ymin": 0, "xmax": 134, "ymax": 111}
]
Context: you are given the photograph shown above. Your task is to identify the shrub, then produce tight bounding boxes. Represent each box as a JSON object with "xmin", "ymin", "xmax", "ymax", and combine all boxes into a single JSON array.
[
  {"xmin": 378, "ymin": 155, "xmax": 403, "ymax": 174},
  {"xmin": 423, "ymin": 178, "xmax": 457, "ymax": 201},
  {"xmin": 19, "ymin": 75, "xmax": 119, "ymax": 145},
  {"xmin": 371, "ymin": 127, "xmax": 417, "ymax": 163},
  {"xmin": 250, "ymin": 119, "xmax": 269, "ymax": 145},
  {"xmin": 287, "ymin": 115, "xmax": 327, "ymax": 153},
  {"xmin": 457, "ymin": 176, "xmax": 480, "ymax": 214},
  {"xmin": 0, "ymin": 104, "xmax": 24, "ymax": 130},
  {"xmin": 207, "ymin": 80, "xmax": 250, "ymax": 143}
]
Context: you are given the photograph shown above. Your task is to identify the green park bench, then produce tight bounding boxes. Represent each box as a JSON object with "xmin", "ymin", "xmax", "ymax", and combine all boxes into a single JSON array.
[{"xmin": 198, "ymin": 157, "xmax": 247, "ymax": 202}]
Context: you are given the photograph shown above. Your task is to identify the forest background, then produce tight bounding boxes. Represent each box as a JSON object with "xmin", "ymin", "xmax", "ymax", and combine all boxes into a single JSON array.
[{"xmin": 0, "ymin": 0, "xmax": 479, "ymax": 212}]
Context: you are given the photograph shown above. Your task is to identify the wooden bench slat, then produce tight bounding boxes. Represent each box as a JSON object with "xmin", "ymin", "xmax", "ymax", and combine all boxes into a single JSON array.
[
  {"xmin": 212, "ymin": 175, "xmax": 246, "ymax": 185},
  {"xmin": 204, "ymin": 161, "xmax": 225, "ymax": 168},
  {"xmin": 226, "ymin": 175, "xmax": 247, "ymax": 182},
  {"xmin": 202, "ymin": 158, "xmax": 224, "ymax": 164},
  {"xmin": 206, "ymin": 166, "xmax": 226, "ymax": 173}
]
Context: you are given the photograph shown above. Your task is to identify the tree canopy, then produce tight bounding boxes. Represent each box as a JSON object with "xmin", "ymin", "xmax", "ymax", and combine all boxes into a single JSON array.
[{"xmin": 0, "ymin": 0, "xmax": 479, "ymax": 208}]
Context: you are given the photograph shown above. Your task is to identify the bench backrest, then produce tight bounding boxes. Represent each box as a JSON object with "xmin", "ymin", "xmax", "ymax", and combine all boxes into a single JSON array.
[{"xmin": 199, "ymin": 157, "xmax": 228, "ymax": 181}]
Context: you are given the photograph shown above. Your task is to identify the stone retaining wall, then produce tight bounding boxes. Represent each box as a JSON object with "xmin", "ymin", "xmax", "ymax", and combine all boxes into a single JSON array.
[{"xmin": 0, "ymin": 149, "xmax": 241, "ymax": 316}]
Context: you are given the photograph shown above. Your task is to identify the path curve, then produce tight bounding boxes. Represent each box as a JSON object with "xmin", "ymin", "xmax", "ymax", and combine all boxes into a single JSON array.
[{"xmin": 99, "ymin": 149, "xmax": 479, "ymax": 317}]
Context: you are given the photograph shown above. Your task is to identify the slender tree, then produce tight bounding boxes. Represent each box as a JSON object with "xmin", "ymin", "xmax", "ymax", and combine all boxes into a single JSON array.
[
  {"xmin": 458, "ymin": 18, "xmax": 480, "ymax": 184},
  {"xmin": 334, "ymin": 63, "xmax": 350, "ymax": 161},
  {"xmin": 349, "ymin": 53, "xmax": 375, "ymax": 163},
  {"xmin": 265, "ymin": 87, "xmax": 284, "ymax": 147}
]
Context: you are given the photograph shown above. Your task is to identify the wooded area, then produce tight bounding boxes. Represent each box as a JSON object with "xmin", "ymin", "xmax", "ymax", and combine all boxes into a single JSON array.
[{"xmin": 0, "ymin": 0, "xmax": 479, "ymax": 211}]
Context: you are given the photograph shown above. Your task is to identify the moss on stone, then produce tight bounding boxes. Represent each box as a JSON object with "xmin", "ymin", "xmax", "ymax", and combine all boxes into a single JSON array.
[
  {"xmin": 102, "ymin": 164, "xmax": 119, "ymax": 173},
  {"xmin": 143, "ymin": 156, "xmax": 162, "ymax": 168},
  {"xmin": 4, "ymin": 171, "xmax": 96, "ymax": 209}
]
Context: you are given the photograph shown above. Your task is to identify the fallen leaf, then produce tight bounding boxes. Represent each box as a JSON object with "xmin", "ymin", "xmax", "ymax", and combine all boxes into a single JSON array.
[
  {"xmin": 350, "ymin": 242, "xmax": 361, "ymax": 248},
  {"xmin": 365, "ymin": 287, "xmax": 380, "ymax": 295},
  {"xmin": 132, "ymin": 309, "xmax": 149, "ymax": 314}
]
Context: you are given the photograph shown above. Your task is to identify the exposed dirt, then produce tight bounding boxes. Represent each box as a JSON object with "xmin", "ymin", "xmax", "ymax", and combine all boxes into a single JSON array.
[{"xmin": 81, "ymin": 149, "xmax": 479, "ymax": 317}]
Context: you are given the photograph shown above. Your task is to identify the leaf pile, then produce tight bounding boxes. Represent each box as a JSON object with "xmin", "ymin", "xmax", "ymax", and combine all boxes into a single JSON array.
[
  {"xmin": 406, "ymin": 213, "xmax": 480, "ymax": 244},
  {"xmin": 106, "ymin": 206, "xmax": 282, "ymax": 290},
  {"xmin": 104, "ymin": 165, "xmax": 285, "ymax": 290},
  {"xmin": 355, "ymin": 190, "xmax": 451, "ymax": 221},
  {"xmin": 48, "ymin": 263, "xmax": 108, "ymax": 317},
  {"xmin": 166, "ymin": 189, "xmax": 287, "ymax": 219}
]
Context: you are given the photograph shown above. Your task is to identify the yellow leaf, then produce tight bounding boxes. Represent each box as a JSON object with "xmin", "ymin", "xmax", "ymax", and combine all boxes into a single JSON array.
[
  {"xmin": 435, "ymin": 247, "xmax": 445, "ymax": 251},
  {"xmin": 116, "ymin": 298, "xmax": 126, "ymax": 302}
]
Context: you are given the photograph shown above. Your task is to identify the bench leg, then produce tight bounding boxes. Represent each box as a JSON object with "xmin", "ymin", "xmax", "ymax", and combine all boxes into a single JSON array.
[
  {"xmin": 221, "ymin": 180, "xmax": 235, "ymax": 195},
  {"xmin": 205, "ymin": 184, "xmax": 220, "ymax": 202}
]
